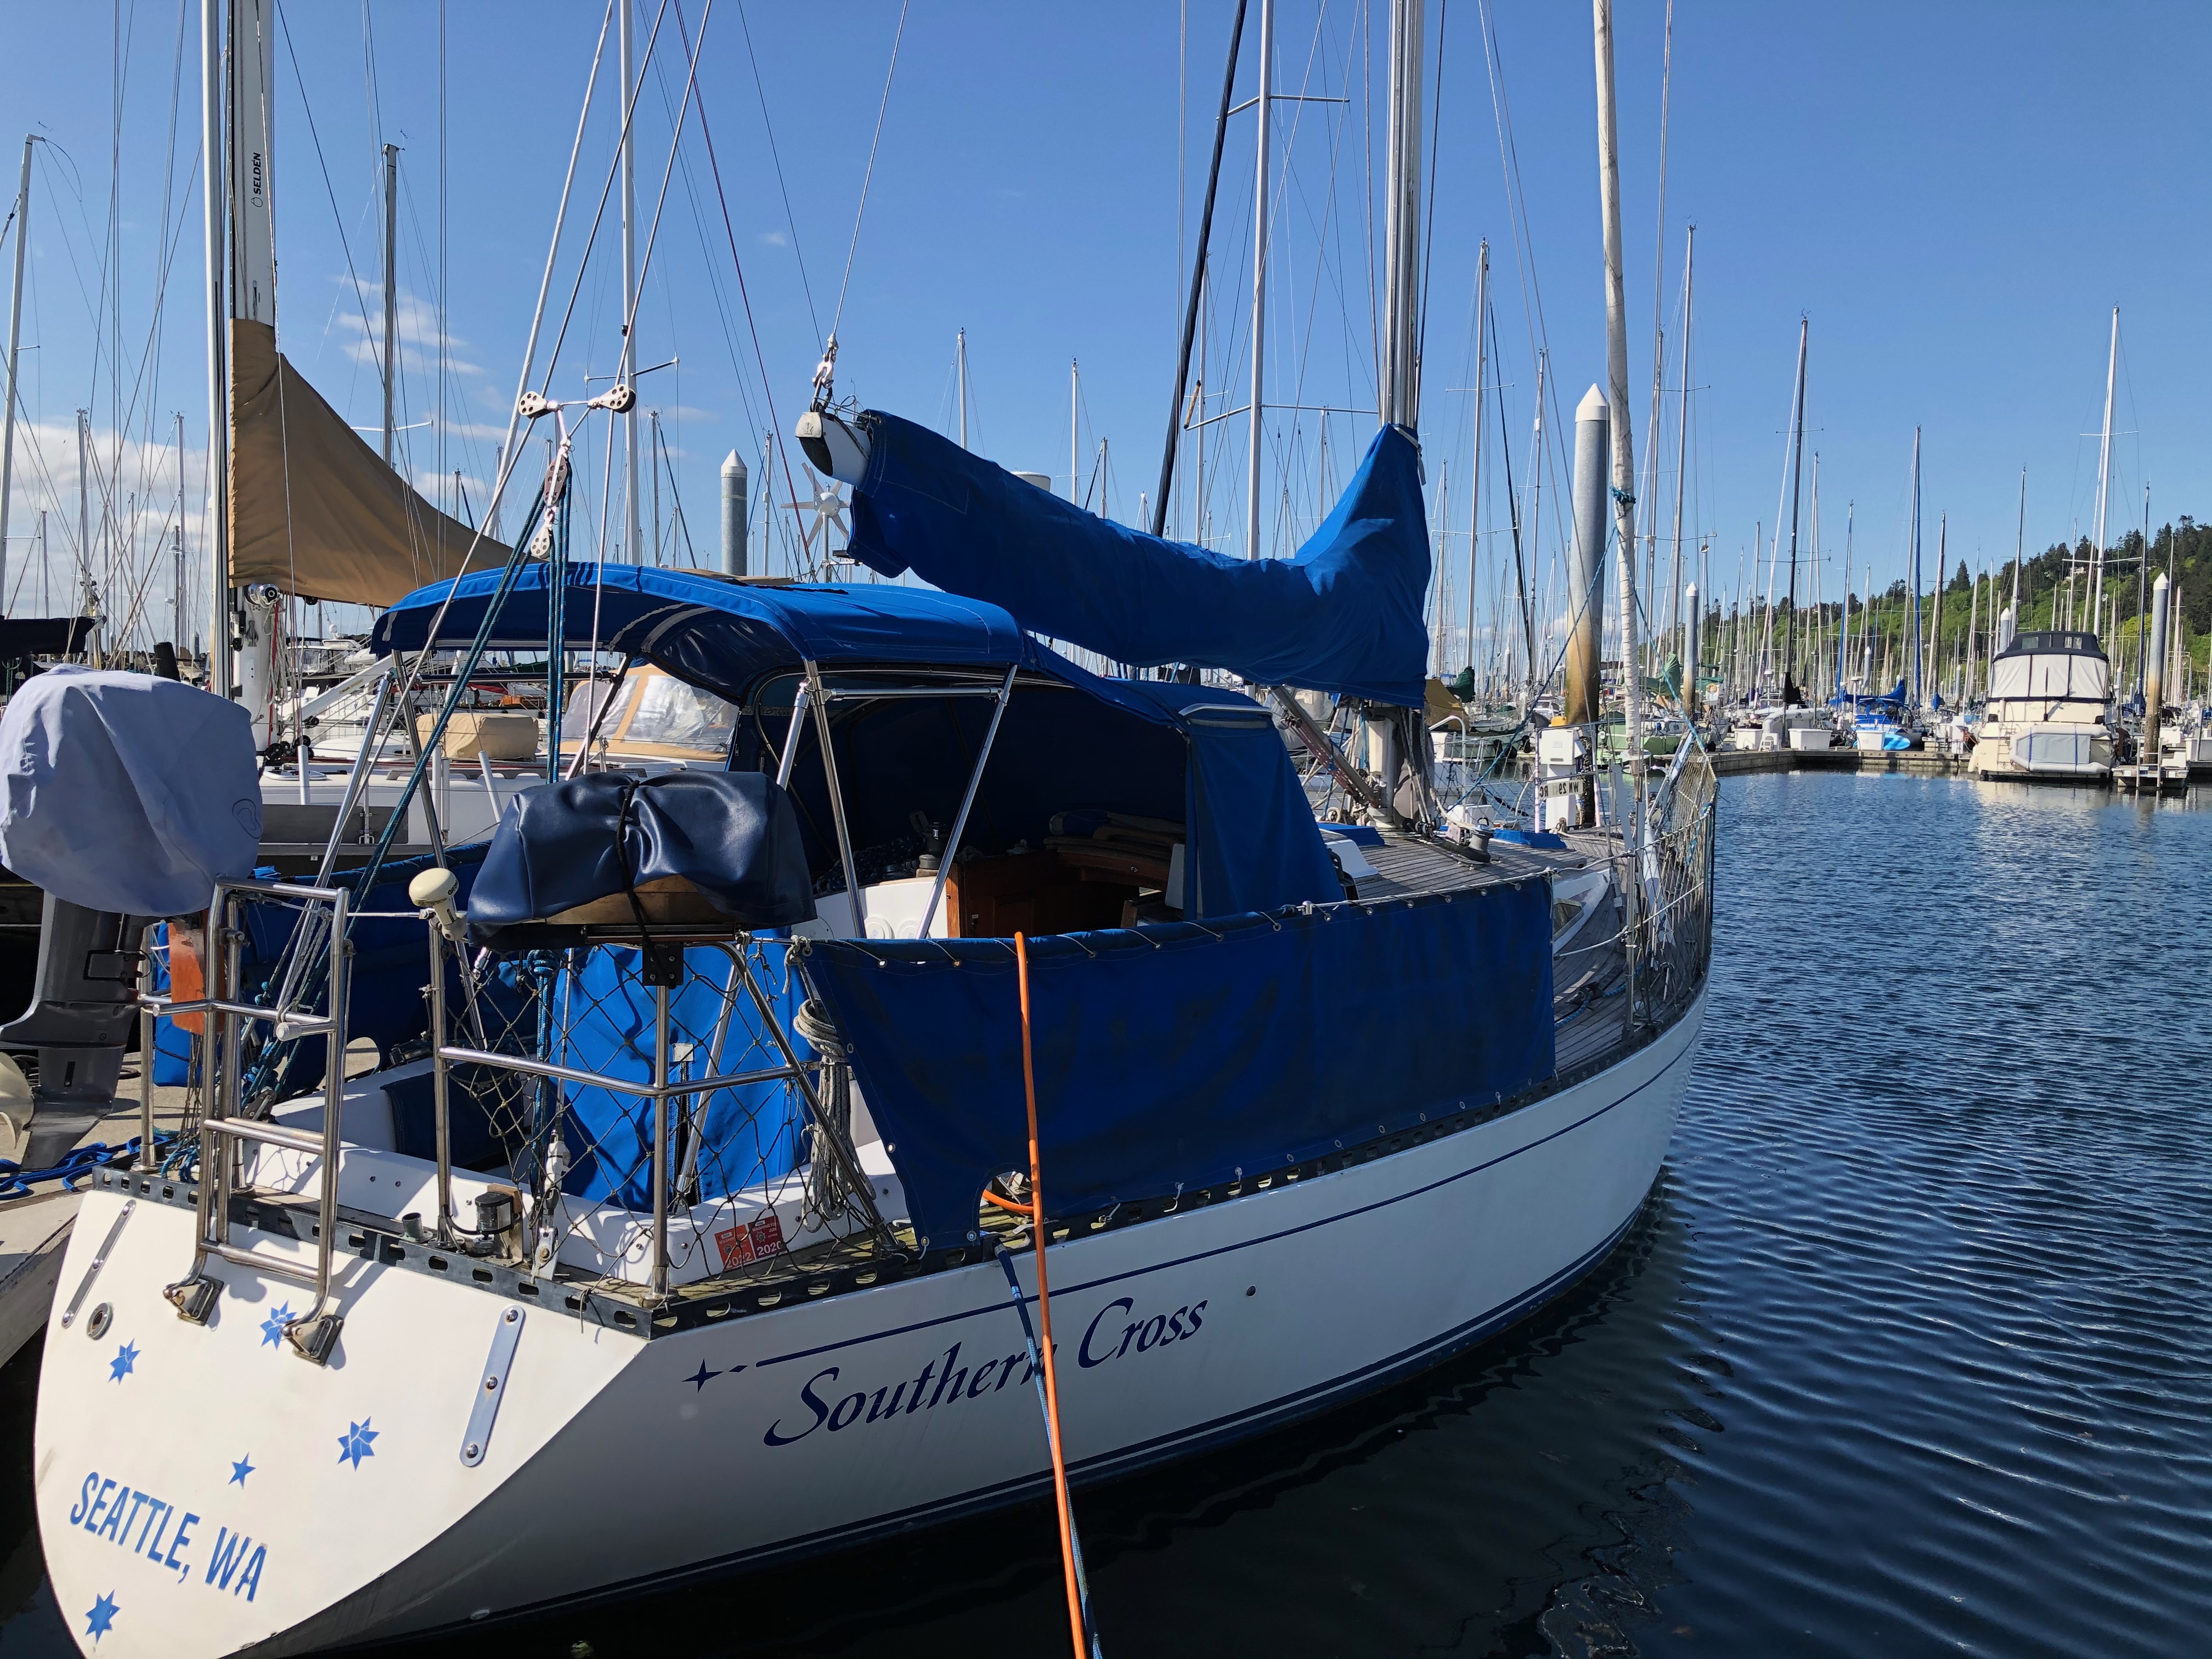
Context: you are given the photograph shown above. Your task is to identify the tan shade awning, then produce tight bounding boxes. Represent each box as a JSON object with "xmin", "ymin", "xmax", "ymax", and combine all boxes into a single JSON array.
[{"xmin": 228, "ymin": 318, "xmax": 509, "ymax": 606}]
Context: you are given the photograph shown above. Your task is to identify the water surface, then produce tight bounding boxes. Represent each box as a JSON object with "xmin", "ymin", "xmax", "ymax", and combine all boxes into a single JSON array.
[{"xmin": 5, "ymin": 771, "xmax": 2208, "ymax": 1657}]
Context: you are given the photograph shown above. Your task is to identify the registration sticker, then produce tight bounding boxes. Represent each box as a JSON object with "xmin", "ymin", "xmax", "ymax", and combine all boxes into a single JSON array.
[{"xmin": 714, "ymin": 1212, "xmax": 785, "ymax": 1271}]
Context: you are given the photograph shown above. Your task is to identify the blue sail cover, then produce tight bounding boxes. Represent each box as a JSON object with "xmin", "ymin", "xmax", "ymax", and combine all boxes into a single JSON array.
[
  {"xmin": 847, "ymin": 412, "xmax": 1430, "ymax": 707},
  {"xmin": 801, "ymin": 876, "xmax": 1555, "ymax": 1245},
  {"xmin": 1833, "ymin": 677, "xmax": 1908, "ymax": 709}
]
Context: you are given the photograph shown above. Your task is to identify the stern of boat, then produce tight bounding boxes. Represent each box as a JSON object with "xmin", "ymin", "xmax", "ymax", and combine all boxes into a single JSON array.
[{"xmin": 35, "ymin": 1177, "xmax": 639, "ymax": 1658}]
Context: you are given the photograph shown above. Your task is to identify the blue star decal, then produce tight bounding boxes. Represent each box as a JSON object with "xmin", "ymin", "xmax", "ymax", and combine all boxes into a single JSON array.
[
  {"xmin": 229, "ymin": 1455, "xmax": 255, "ymax": 1486},
  {"xmin": 83, "ymin": 1592, "xmax": 119, "ymax": 1643},
  {"xmin": 684, "ymin": 1361, "xmax": 723, "ymax": 1391},
  {"xmin": 259, "ymin": 1302, "xmax": 296, "ymax": 1348},
  {"xmin": 108, "ymin": 1341, "xmax": 138, "ymax": 1383},
  {"xmin": 336, "ymin": 1418, "xmax": 379, "ymax": 1469}
]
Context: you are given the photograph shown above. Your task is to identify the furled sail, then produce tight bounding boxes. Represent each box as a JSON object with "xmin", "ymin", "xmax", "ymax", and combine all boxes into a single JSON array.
[
  {"xmin": 845, "ymin": 411, "xmax": 1430, "ymax": 708},
  {"xmin": 228, "ymin": 319, "xmax": 507, "ymax": 606}
]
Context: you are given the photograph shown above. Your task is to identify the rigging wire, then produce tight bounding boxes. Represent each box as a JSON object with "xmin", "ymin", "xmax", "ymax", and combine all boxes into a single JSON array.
[
  {"xmin": 274, "ymin": 1, "xmax": 383, "ymax": 394},
  {"xmin": 490, "ymin": 0, "xmax": 612, "ymax": 486},
  {"xmin": 1413, "ymin": 0, "xmax": 1445, "ymax": 411},
  {"xmin": 672, "ymin": 0, "xmax": 821, "ymax": 578},
  {"xmin": 538, "ymin": 0, "xmax": 673, "ymax": 400},
  {"xmin": 617, "ymin": 0, "xmax": 714, "ymax": 359},
  {"xmin": 731, "ymin": 0, "xmax": 820, "ymax": 342},
  {"xmin": 827, "ymin": 0, "xmax": 910, "ymax": 348},
  {"xmin": 1474, "ymin": 0, "xmax": 1571, "ymax": 565}
]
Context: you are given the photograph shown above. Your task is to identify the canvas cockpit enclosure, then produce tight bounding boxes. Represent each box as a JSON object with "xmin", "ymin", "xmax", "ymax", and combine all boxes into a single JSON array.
[{"xmin": 374, "ymin": 566, "xmax": 1340, "ymax": 922}]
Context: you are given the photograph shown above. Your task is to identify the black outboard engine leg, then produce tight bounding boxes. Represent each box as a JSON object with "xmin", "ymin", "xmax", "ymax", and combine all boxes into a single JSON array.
[{"xmin": 0, "ymin": 898, "xmax": 151, "ymax": 1172}]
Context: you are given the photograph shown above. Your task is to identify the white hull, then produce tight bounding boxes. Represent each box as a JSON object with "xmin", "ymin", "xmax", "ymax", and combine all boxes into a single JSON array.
[
  {"xmin": 1967, "ymin": 727, "xmax": 2113, "ymax": 783},
  {"xmin": 35, "ymin": 991, "xmax": 1702, "ymax": 1657}
]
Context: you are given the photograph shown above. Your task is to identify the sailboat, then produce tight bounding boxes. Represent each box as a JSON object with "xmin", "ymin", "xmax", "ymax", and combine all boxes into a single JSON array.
[
  {"xmin": 25, "ymin": 5, "xmax": 1716, "ymax": 1655},
  {"xmin": 1726, "ymin": 322, "xmax": 1832, "ymax": 753}
]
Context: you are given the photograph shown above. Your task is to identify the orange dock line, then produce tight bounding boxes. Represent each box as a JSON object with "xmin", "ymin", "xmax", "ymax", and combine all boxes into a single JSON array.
[{"xmin": 1011, "ymin": 931, "xmax": 1098, "ymax": 1658}]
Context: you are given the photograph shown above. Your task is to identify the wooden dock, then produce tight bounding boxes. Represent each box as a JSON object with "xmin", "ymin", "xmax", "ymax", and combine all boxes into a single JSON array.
[
  {"xmin": 1708, "ymin": 748, "xmax": 1968, "ymax": 779},
  {"xmin": 0, "ymin": 1070, "xmax": 193, "ymax": 1367}
]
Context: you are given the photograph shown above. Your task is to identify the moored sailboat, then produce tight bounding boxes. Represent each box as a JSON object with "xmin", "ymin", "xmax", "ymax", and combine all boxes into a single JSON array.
[{"xmin": 28, "ymin": 4, "xmax": 1717, "ymax": 1655}]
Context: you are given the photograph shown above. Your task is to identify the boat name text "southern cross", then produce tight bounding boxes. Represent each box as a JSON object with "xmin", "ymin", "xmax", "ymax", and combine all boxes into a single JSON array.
[{"xmin": 761, "ymin": 1297, "xmax": 1209, "ymax": 1447}]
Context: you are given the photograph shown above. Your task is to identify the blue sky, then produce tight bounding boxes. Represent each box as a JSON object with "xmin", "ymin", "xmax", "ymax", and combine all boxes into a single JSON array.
[{"xmin": 0, "ymin": 1, "xmax": 2204, "ymax": 648}]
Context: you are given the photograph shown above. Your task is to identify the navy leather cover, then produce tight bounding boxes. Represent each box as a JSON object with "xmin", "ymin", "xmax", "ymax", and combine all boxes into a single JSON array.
[{"xmin": 467, "ymin": 770, "xmax": 815, "ymax": 946}]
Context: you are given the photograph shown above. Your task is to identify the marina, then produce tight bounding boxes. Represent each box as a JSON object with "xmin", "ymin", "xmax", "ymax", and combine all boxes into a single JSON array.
[
  {"xmin": 6, "ymin": 768, "xmax": 2210, "ymax": 1658},
  {"xmin": 0, "ymin": 3, "xmax": 2207, "ymax": 1656}
]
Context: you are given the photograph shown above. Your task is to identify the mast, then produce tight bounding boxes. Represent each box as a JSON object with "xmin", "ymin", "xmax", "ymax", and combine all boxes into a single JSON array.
[
  {"xmin": 1908, "ymin": 427, "xmax": 1923, "ymax": 708},
  {"xmin": 1666, "ymin": 222, "xmax": 1692, "ymax": 652},
  {"xmin": 1464, "ymin": 239, "xmax": 1488, "ymax": 679},
  {"xmin": 1430, "ymin": 464, "xmax": 1449, "ymax": 670},
  {"xmin": 1837, "ymin": 501, "xmax": 1853, "ymax": 697},
  {"xmin": 1565, "ymin": 387, "xmax": 1609, "ymax": 760},
  {"xmin": 174, "ymin": 411, "xmax": 188, "ymax": 645},
  {"xmin": 1931, "ymin": 513, "xmax": 1945, "ymax": 706},
  {"xmin": 1809, "ymin": 466, "xmax": 1823, "ymax": 696},
  {"xmin": 229, "ymin": 0, "xmax": 278, "ymax": 739},
  {"xmin": 1380, "ymin": 0, "xmax": 1421, "ymax": 431},
  {"xmin": 1069, "ymin": 358, "xmax": 1079, "ymax": 502},
  {"xmin": 2010, "ymin": 469, "xmax": 2024, "ymax": 643},
  {"xmin": 1525, "ymin": 348, "xmax": 1548, "ymax": 683},
  {"xmin": 1965, "ymin": 552, "xmax": 1979, "ymax": 703},
  {"xmin": 2138, "ymin": 482, "xmax": 2151, "ymax": 706},
  {"xmin": 650, "ymin": 410, "xmax": 664, "ymax": 563},
  {"xmin": 229, "ymin": 0, "xmax": 275, "ymax": 328},
  {"xmin": 77, "ymin": 410, "xmax": 89, "ymax": 627},
  {"xmin": 201, "ymin": 0, "xmax": 230, "ymax": 697},
  {"xmin": 619, "ymin": 0, "xmax": 640, "ymax": 562},
  {"xmin": 2090, "ymin": 306, "xmax": 2117, "ymax": 647},
  {"xmin": 1491, "ymin": 307, "xmax": 1536, "ymax": 712},
  {"xmin": 381, "ymin": 142, "xmax": 399, "ymax": 465},
  {"xmin": 1641, "ymin": 0, "xmax": 1673, "ymax": 681},
  {"xmin": 0, "ymin": 135, "xmax": 36, "ymax": 616},
  {"xmin": 1592, "ymin": 0, "xmax": 1645, "ymax": 776},
  {"xmin": 956, "ymin": 327, "xmax": 968, "ymax": 449},
  {"xmin": 1807, "ymin": 453, "xmax": 1820, "ymax": 693},
  {"xmin": 1780, "ymin": 317, "xmax": 1808, "ymax": 703},
  {"xmin": 1246, "ymin": 0, "xmax": 1273, "ymax": 558}
]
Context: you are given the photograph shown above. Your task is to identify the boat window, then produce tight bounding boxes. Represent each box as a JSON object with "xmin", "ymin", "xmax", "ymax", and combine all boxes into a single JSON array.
[
  {"xmin": 560, "ymin": 675, "xmax": 641, "ymax": 742},
  {"xmin": 623, "ymin": 674, "xmax": 738, "ymax": 753}
]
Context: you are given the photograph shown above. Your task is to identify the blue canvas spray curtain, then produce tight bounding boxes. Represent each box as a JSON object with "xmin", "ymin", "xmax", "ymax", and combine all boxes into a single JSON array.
[{"xmin": 799, "ymin": 876, "xmax": 1555, "ymax": 1245}]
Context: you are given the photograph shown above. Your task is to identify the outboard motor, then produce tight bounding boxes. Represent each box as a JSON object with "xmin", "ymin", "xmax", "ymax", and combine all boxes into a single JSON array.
[
  {"xmin": 0, "ymin": 664, "xmax": 261, "ymax": 1170},
  {"xmin": 0, "ymin": 899, "xmax": 151, "ymax": 1170}
]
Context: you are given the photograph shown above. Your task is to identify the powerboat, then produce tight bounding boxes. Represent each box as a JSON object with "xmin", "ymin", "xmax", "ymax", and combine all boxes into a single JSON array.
[{"xmin": 1967, "ymin": 629, "xmax": 2114, "ymax": 783}]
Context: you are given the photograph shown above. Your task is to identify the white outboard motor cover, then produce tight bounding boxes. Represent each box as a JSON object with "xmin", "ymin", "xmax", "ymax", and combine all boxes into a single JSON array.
[{"xmin": 0, "ymin": 665, "xmax": 261, "ymax": 917}]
